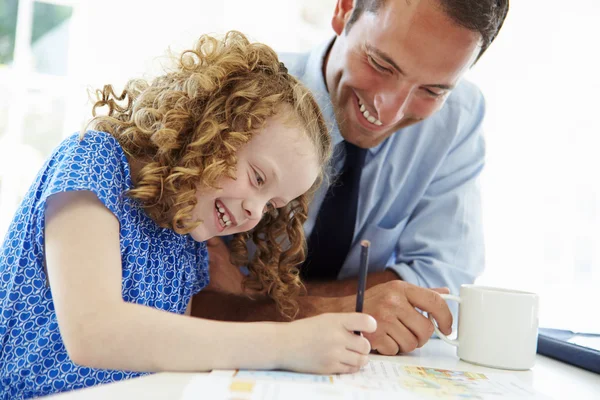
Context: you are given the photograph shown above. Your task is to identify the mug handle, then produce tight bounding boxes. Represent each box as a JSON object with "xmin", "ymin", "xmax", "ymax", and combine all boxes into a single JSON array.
[{"xmin": 428, "ymin": 293, "xmax": 461, "ymax": 347}]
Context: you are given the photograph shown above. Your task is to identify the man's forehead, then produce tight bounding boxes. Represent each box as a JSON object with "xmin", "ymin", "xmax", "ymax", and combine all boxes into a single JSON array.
[
  {"xmin": 359, "ymin": 0, "xmax": 482, "ymax": 77},
  {"xmin": 364, "ymin": 0, "xmax": 482, "ymax": 41},
  {"xmin": 368, "ymin": 0, "xmax": 448, "ymax": 36}
]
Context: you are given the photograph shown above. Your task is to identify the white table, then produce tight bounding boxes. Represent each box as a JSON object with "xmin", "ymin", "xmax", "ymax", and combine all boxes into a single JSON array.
[{"xmin": 49, "ymin": 339, "xmax": 599, "ymax": 399}]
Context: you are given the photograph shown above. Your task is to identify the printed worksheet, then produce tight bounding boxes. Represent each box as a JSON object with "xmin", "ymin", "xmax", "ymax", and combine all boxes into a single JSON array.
[
  {"xmin": 199, "ymin": 361, "xmax": 551, "ymax": 400},
  {"xmin": 335, "ymin": 361, "xmax": 545, "ymax": 398},
  {"xmin": 181, "ymin": 375, "xmax": 397, "ymax": 400}
]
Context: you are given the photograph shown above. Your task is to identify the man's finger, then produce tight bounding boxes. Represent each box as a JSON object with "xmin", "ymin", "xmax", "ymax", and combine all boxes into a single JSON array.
[
  {"xmin": 371, "ymin": 333, "xmax": 400, "ymax": 356},
  {"xmin": 394, "ymin": 305, "xmax": 436, "ymax": 348},
  {"xmin": 431, "ymin": 287, "xmax": 450, "ymax": 294},
  {"xmin": 384, "ymin": 316, "xmax": 420, "ymax": 353},
  {"xmin": 405, "ymin": 286, "xmax": 453, "ymax": 335}
]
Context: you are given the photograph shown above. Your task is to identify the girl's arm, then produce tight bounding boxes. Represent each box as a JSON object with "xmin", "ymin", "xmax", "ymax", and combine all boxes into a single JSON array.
[{"xmin": 45, "ymin": 191, "xmax": 375, "ymax": 374}]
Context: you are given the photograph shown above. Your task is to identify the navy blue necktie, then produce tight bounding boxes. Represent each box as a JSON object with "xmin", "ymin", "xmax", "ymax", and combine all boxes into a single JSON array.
[{"xmin": 301, "ymin": 141, "xmax": 367, "ymax": 281}]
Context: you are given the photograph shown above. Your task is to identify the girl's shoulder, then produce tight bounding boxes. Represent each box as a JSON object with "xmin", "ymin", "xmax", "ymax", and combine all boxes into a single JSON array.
[
  {"xmin": 56, "ymin": 130, "xmax": 128, "ymax": 167},
  {"xmin": 47, "ymin": 130, "xmax": 132, "ymax": 188},
  {"xmin": 31, "ymin": 130, "xmax": 134, "ymax": 220}
]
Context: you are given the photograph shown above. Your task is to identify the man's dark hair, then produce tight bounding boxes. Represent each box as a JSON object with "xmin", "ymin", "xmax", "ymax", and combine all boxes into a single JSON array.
[{"xmin": 345, "ymin": 0, "xmax": 509, "ymax": 62}]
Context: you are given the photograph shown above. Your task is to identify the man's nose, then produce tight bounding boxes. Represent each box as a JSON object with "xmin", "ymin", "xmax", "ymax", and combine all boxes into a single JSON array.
[{"xmin": 373, "ymin": 84, "xmax": 412, "ymax": 125}]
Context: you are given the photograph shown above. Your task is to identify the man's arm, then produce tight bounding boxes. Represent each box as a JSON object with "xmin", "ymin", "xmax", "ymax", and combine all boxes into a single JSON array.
[
  {"xmin": 303, "ymin": 270, "xmax": 400, "ymax": 297},
  {"xmin": 190, "ymin": 290, "xmax": 332, "ymax": 321},
  {"xmin": 192, "ymin": 270, "xmax": 399, "ymax": 320}
]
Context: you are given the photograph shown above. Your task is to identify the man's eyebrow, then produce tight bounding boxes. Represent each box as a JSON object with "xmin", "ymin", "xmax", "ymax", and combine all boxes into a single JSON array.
[{"xmin": 365, "ymin": 43, "xmax": 455, "ymax": 91}]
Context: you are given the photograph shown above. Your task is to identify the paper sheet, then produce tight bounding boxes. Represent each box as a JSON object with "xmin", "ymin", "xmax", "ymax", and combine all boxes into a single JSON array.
[
  {"xmin": 181, "ymin": 361, "xmax": 551, "ymax": 400},
  {"xmin": 181, "ymin": 376, "xmax": 393, "ymax": 400}
]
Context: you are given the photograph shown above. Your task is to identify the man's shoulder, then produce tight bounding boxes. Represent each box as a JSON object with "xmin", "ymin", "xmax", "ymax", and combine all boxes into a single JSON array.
[
  {"xmin": 382, "ymin": 79, "xmax": 486, "ymax": 152},
  {"xmin": 278, "ymin": 51, "xmax": 311, "ymax": 80},
  {"xmin": 445, "ymin": 78, "xmax": 485, "ymax": 115}
]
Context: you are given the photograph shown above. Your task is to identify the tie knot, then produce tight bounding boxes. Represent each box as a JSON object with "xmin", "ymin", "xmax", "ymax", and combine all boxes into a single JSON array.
[{"xmin": 343, "ymin": 141, "xmax": 367, "ymax": 170}]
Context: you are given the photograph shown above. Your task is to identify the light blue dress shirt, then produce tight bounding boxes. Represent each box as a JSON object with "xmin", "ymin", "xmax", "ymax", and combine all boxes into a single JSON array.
[{"xmin": 279, "ymin": 39, "xmax": 486, "ymax": 297}]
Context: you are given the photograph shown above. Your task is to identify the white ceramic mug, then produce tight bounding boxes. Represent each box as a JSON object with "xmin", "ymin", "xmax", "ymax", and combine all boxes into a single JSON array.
[{"xmin": 429, "ymin": 284, "xmax": 540, "ymax": 370}]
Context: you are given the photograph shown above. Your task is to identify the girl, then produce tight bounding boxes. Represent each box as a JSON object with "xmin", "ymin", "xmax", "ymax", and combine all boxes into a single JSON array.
[{"xmin": 0, "ymin": 31, "xmax": 376, "ymax": 399}]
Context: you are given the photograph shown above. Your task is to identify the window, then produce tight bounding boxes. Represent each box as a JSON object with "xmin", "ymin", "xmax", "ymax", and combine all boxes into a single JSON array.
[{"xmin": 0, "ymin": 0, "xmax": 76, "ymax": 232}]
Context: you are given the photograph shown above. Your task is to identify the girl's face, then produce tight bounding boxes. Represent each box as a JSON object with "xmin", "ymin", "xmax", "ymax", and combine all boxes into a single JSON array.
[{"xmin": 189, "ymin": 112, "xmax": 320, "ymax": 242}]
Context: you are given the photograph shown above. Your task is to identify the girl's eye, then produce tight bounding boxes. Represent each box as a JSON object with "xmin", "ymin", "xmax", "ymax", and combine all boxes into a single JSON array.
[
  {"xmin": 255, "ymin": 170, "xmax": 265, "ymax": 186},
  {"xmin": 263, "ymin": 202, "xmax": 276, "ymax": 214}
]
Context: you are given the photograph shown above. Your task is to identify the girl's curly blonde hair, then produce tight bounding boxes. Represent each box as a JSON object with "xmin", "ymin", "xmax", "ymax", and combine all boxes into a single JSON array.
[{"xmin": 86, "ymin": 31, "xmax": 331, "ymax": 319}]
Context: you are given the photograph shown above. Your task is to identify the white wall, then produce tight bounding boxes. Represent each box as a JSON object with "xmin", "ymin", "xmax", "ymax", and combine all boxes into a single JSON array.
[{"xmin": 467, "ymin": 0, "xmax": 600, "ymax": 331}]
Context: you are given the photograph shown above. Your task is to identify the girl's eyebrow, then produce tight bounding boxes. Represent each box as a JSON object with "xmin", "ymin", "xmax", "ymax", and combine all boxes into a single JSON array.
[{"xmin": 254, "ymin": 157, "xmax": 280, "ymax": 184}]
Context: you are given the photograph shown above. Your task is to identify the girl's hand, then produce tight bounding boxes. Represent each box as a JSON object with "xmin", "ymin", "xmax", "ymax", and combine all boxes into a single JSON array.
[{"xmin": 278, "ymin": 313, "xmax": 377, "ymax": 374}]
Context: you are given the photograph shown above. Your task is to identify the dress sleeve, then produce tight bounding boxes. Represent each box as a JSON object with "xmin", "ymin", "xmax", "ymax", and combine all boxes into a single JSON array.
[
  {"xmin": 190, "ymin": 241, "xmax": 210, "ymax": 295},
  {"xmin": 35, "ymin": 131, "xmax": 131, "ymax": 219}
]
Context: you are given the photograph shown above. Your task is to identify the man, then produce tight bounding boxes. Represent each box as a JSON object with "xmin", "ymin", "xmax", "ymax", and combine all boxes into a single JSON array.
[{"xmin": 192, "ymin": 0, "xmax": 509, "ymax": 355}]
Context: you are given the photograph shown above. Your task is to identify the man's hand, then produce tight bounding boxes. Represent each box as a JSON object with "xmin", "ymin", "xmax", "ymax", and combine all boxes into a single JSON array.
[
  {"xmin": 204, "ymin": 238, "xmax": 246, "ymax": 294},
  {"xmin": 325, "ymin": 280, "xmax": 452, "ymax": 355}
]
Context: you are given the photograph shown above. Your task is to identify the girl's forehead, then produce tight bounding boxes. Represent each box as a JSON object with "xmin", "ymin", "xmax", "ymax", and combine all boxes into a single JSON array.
[
  {"xmin": 242, "ymin": 117, "xmax": 320, "ymax": 199},
  {"xmin": 249, "ymin": 114, "xmax": 316, "ymax": 155}
]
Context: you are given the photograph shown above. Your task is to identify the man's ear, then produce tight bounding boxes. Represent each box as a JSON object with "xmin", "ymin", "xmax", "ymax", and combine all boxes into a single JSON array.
[{"xmin": 331, "ymin": 0, "xmax": 356, "ymax": 36}]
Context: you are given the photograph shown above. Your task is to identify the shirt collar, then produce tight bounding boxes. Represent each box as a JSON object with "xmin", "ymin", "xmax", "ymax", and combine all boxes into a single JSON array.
[{"xmin": 304, "ymin": 37, "xmax": 344, "ymax": 148}]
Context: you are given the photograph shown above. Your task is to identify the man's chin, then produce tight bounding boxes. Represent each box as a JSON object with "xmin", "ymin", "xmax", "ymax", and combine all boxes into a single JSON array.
[
  {"xmin": 340, "ymin": 123, "xmax": 394, "ymax": 148},
  {"xmin": 337, "ymin": 114, "xmax": 423, "ymax": 148},
  {"xmin": 351, "ymin": 118, "xmax": 424, "ymax": 146}
]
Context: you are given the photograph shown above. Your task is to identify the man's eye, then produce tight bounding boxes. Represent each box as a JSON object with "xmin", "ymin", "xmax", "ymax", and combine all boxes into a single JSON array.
[
  {"xmin": 368, "ymin": 56, "xmax": 391, "ymax": 74},
  {"xmin": 423, "ymin": 88, "xmax": 444, "ymax": 98}
]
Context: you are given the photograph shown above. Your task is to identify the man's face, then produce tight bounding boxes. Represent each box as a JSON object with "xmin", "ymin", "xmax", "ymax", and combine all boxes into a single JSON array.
[{"xmin": 325, "ymin": 0, "xmax": 482, "ymax": 148}]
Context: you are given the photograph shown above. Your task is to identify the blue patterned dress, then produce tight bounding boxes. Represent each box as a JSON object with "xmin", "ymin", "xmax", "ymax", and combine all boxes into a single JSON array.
[{"xmin": 0, "ymin": 131, "xmax": 209, "ymax": 399}]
